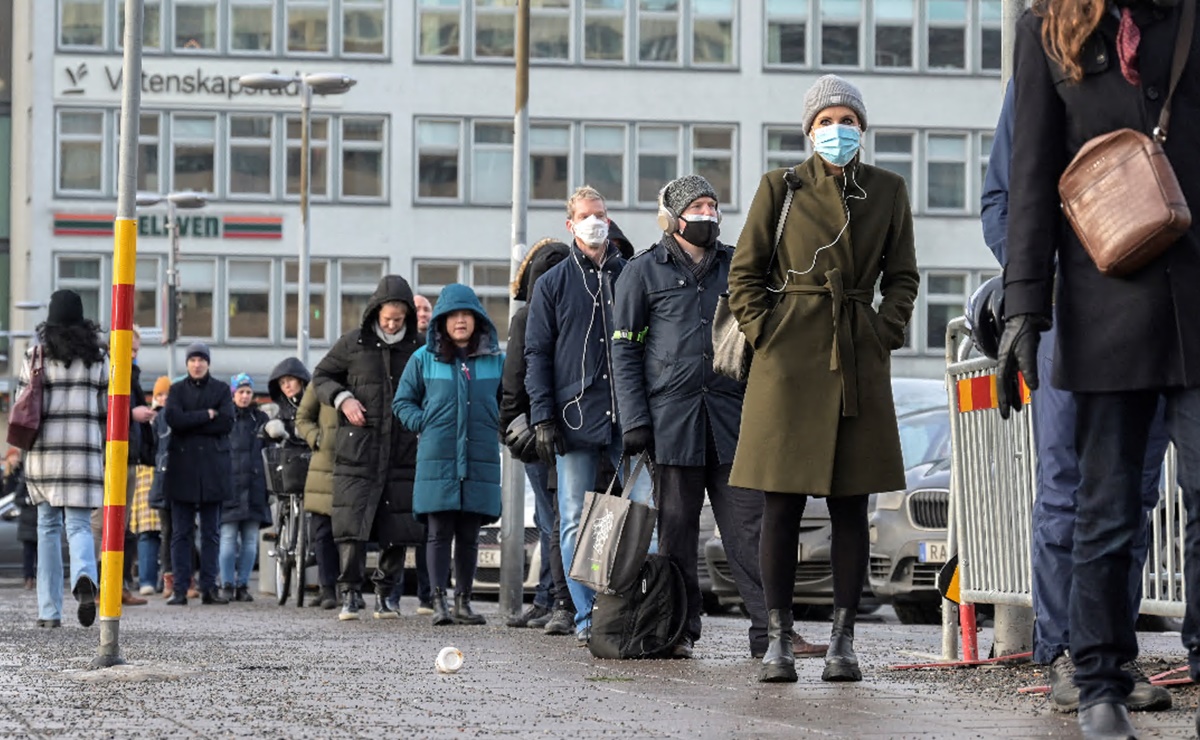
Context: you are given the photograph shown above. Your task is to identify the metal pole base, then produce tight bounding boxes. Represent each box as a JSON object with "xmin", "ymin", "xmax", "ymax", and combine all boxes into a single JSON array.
[
  {"xmin": 90, "ymin": 619, "xmax": 126, "ymax": 669},
  {"xmin": 992, "ymin": 604, "xmax": 1035, "ymax": 658}
]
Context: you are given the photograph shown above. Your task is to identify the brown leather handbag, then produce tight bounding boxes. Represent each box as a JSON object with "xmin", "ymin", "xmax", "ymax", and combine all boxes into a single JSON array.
[
  {"xmin": 7, "ymin": 346, "xmax": 45, "ymax": 451},
  {"xmin": 1057, "ymin": 0, "xmax": 1195, "ymax": 277}
]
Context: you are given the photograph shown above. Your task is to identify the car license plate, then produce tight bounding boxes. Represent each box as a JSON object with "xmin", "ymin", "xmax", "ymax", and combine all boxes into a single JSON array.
[
  {"xmin": 404, "ymin": 550, "xmax": 416, "ymax": 569},
  {"xmin": 478, "ymin": 549, "xmax": 502, "ymax": 567},
  {"xmin": 919, "ymin": 541, "xmax": 948, "ymax": 563}
]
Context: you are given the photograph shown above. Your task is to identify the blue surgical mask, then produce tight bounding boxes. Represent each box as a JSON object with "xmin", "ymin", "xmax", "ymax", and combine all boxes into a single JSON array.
[{"xmin": 811, "ymin": 124, "xmax": 862, "ymax": 168}]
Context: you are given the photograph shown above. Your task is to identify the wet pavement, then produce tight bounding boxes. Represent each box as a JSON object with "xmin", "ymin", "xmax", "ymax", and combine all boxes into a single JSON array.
[{"xmin": 0, "ymin": 579, "xmax": 1196, "ymax": 739}]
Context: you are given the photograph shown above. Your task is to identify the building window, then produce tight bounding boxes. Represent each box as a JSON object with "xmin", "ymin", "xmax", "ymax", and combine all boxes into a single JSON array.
[
  {"xmin": 287, "ymin": 115, "xmax": 330, "ymax": 198},
  {"xmin": 416, "ymin": 119, "xmax": 462, "ymax": 201},
  {"xmin": 766, "ymin": 0, "xmax": 807, "ymax": 66},
  {"xmin": 174, "ymin": 0, "xmax": 219, "ymax": 51},
  {"xmin": 117, "ymin": 111, "xmax": 162, "ymax": 193},
  {"xmin": 583, "ymin": 124, "xmax": 626, "ymax": 207},
  {"xmin": 638, "ymin": 0, "xmax": 680, "ymax": 64},
  {"xmin": 978, "ymin": 0, "xmax": 1002, "ymax": 71},
  {"xmin": 472, "ymin": 121, "xmax": 514, "ymax": 204},
  {"xmin": 58, "ymin": 110, "xmax": 106, "ymax": 194},
  {"xmin": 532, "ymin": 0, "xmax": 571, "ymax": 60},
  {"xmin": 228, "ymin": 115, "xmax": 274, "ymax": 197},
  {"xmin": 529, "ymin": 123, "xmax": 571, "ymax": 204},
  {"xmin": 923, "ymin": 272, "xmax": 967, "ymax": 352},
  {"xmin": 339, "ymin": 260, "xmax": 387, "ymax": 334},
  {"xmin": 230, "ymin": 0, "xmax": 274, "ymax": 53},
  {"xmin": 927, "ymin": 0, "xmax": 966, "ymax": 71},
  {"xmin": 979, "ymin": 132, "xmax": 993, "ymax": 203},
  {"xmin": 135, "ymin": 257, "xmax": 162, "ymax": 330},
  {"xmin": 636, "ymin": 125, "xmax": 679, "ymax": 204},
  {"xmin": 285, "ymin": 260, "xmax": 328, "ymax": 342},
  {"xmin": 178, "ymin": 258, "xmax": 215, "ymax": 339},
  {"xmin": 227, "ymin": 260, "xmax": 272, "ymax": 340},
  {"xmin": 874, "ymin": 0, "xmax": 914, "ymax": 68},
  {"xmin": 926, "ymin": 132, "xmax": 968, "ymax": 210},
  {"xmin": 118, "ymin": 0, "xmax": 162, "ymax": 51},
  {"xmin": 585, "ymin": 0, "xmax": 626, "ymax": 62},
  {"xmin": 691, "ymin": 125, "xmax": 734, "ymax": 205},
  {"xmin": 871, "ymin": 131, "xmax": 914, "ymax": 194},
  {"xmin": 821, "ymin": 0, "xmax": 861, "ymax": 67},
  {"xmin": 172, "ymin": 114, "xmax": 217, "ymax": 194},
  {"xmin": 60, "ymin": 0, "xmax": 105, "ymax": 48},
  {"xmin": 288, "ymin": 0, "xmax": 331, "ymax": 53},
  {"xmin": 417, "ymin": 0, "xmax": 462, "ymax": 57},
  {"xmin": 343, "ymin": 0, "xmax": 386, "ymax": 55},
  {"xmin": 475, "ymin": 0, "xmax": 516, "ymax": 58},
  {"xmin": 415, "ymin": 262, "xmax": 461, "ymax": 308},
  {"xmin": 692, "ymin": 0, "xmax": 734, "ymax": 65},
  {"xmin": 765, "ymin": 126, "xmax": 809, "ymax": 171},
  {"xmin": 416, "ymin": 261, "xmax": 510, "ymax": 339},
  {"xmin": 56, "ymin": 256, "xmax": 104, "ymax": 322},
  {"xmin": 340, "ymin": 117, "xmax": 386, "ymax": 199}
]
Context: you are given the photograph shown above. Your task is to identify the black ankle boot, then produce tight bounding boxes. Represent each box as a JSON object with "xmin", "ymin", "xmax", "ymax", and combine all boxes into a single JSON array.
[
  {"xmin": 431, "ymin": 588, "xmax": 453, "ymax": 626},
  {"xmin": 454, "ymin": 592, "xmax": 487, "ymax": 625},
  {"xmin": 822, "ymin": 607, "xmax": 861, "ymax": 682},
  {"xmin": 759, "ymin": 609, "xmax": 798, "ymax": 683}
]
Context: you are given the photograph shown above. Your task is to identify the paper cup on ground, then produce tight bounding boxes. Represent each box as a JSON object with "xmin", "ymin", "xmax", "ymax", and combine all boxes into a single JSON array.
[{"xmin": 436, "ymin": 647, "xmax": 464, "ymax": 674}]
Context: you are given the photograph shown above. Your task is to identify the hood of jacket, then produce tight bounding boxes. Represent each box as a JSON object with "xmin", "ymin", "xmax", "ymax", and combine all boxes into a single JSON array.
[
  {"xmin": 512, "ymin": 239, "xmax": 571, "ymax": 301},
  {"xmin": 426, "ymin": 283, "xmax": 500, "ymax": 357},
  {"xmin": 360, "ymin": 275, "xmax": 418, "ymax": 341},
  {"xmin": 267, "ymin": 356, "xmax": 311, "ymax": 406},
  {"xmin": 607, "ymin": 218, "xmax": 635, "ymax": 259}
]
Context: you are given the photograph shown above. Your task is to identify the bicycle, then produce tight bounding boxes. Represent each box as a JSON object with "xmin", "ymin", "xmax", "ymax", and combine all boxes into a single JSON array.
[{"xmin": 263, "ymin": 442, "xmax": 312, "ymax": 607}]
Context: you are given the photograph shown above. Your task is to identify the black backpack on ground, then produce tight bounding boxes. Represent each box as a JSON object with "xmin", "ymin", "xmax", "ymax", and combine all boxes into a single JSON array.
[{"xmin": 588, "ymin": 555, "xmax": 688, "ymax": 660}]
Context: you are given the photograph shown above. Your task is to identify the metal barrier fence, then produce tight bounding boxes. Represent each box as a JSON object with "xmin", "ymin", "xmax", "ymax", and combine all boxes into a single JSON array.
[{"xmin": 940, "ymin": 317, "xmax": 1186, "ymax": 661}]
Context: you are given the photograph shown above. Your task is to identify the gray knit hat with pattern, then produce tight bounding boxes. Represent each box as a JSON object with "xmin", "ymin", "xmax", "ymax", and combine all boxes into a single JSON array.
[
  {"xmin": 661, "ymin": 174, "xmax": 719, "ymax": 220},
  {"xmin": 802, "ymin": 75, "xmax": 868, "ymax": 134}
]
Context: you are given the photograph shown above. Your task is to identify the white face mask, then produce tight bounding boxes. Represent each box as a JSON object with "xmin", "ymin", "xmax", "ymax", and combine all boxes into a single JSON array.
[{"xmin": 572, "ymin": 215, "xmax": 609, "ymax": 248}]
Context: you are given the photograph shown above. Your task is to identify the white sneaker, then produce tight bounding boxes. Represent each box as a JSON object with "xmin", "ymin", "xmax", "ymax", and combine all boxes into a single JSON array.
[{"xmin": 139, "ymin": 585, "xmax": 155, "ymax": 596}]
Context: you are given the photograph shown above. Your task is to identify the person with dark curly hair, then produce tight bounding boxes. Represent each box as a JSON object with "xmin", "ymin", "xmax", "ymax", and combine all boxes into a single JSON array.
[{"xmin": 21, "ymin": 290, "xmax": 108, "ymax": 628}]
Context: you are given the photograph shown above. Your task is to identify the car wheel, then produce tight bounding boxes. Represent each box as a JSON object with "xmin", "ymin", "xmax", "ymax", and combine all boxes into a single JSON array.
[
  {"xmin": 702, "ymin": 592, "xmax": 729, "ymax": 615},
  {"xmin": 893, "ymin": 601, "xmax": 942, "ymax": 625},
  {"xmin": 792, "ymin": 604, "xmax": 833, "ymax": 621}
]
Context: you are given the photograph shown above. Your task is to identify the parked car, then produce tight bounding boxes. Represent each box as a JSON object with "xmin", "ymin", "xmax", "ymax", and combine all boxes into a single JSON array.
[
  {"xmin": 472, "ymin": 476, "xmax": 543, "ymax": 596},
  {"xmin": 705, "ymin": 377, "xmax": 944, "ymax": 616},
  {"xmin": 0, "ymin": 492, "xmax": 27, "ymax": 574}
]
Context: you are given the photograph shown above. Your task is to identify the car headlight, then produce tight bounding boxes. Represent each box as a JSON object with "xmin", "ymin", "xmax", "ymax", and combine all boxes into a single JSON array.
[
  {"xmin": 875, "ymin": 489, "xmax": 906, "ymax": 511},
  {"xmin": 712, "ymin": 522, "xmax": 721, "ymax": 539}
]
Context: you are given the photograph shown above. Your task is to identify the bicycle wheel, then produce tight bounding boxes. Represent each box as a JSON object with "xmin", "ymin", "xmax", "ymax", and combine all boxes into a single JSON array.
[
  {"xmin": 275, "ymin": 499, "xmax": 293, "ymax": 606},
  {"xmin": 293, "ymin": 498, "xmax": 307, "ymax": 608}
]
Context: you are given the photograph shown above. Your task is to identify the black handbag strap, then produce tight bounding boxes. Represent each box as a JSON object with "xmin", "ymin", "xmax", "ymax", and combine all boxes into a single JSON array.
[
  {"xmin": 606, "ymin": 452, "xmax": 652, "ymax": 501},
  {"xmin": 1156, "ymin": 0, "xmax": 1196, "ymax": 141}
]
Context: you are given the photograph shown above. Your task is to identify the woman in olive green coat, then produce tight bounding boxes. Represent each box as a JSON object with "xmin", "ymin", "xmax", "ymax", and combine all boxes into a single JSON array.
[
  {"xmin": 728, "ymin": 75, "xmax": 918, "ymax": 685},
  {"xmin": 295, "ymin": 382, "xmax": 340, "ymax": 609}
]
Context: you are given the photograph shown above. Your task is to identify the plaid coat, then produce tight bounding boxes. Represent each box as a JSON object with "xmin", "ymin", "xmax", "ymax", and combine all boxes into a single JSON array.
[
  {"xmin": 128, "ymin": 465, "xmax": 161, "ymax": 533},
  {"xmin": 20, "ymin": 346, "xmax": 108, "ymax": 509}
]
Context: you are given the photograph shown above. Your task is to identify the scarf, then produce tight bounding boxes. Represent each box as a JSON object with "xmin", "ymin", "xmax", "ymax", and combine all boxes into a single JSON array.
[
  {"xmin": 374, "ymin": 324, "xmax": 407, "ymax": 345},
  {"xmin": 664, "ymin": 237, "xmax": 719, "ymax": 283}
]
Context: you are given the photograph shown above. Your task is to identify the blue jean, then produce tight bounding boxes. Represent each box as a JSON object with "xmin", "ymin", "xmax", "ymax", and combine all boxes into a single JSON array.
[
  {"xmin": 1030, "ymin": 326, "xmax": 1168, "ymax": 665},
  {"xmin": 219, "ymin": 520, "xmax": 260, "ymax": 588},
  {"xmin": 1070, "ymin": 387, "xmax": 1200, "ymax": 708},
  {"xmin": 558, "ymin": 440, "xmax": 656, "ymax": 631},
  {"xmin": 528, "ymin": 460, "xmax": 555, "ymax": 609},
  {"xmin": 137, "ymin": 532, "xmax": 161, "ymax": 589},
  {"xmin": 37, "ymin": 504, "xmax": 97, "ymax": 621},
  {"xmin": 171, "ymin": 502, "xmax": 221, "ymax": 594}
]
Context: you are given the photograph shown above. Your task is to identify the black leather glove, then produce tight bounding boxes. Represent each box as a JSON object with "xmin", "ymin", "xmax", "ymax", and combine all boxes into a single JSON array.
[
  {"xmin": 503, "ymin": 414, "xmax": 540, "ymax": 464},
  {"xmin": 622, "ymin": 426, "xmax": 655, "ymax": 457},
  {"xmin": 534, "ymin": 422, "xmax": 564, "ymax": 466},
  {"xmin": 996, "ymin": 314, "xmax": 1049, "ymax": 420}
]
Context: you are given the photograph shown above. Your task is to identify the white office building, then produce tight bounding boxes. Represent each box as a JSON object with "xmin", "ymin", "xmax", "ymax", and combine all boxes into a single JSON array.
[{"xmin": 8, "ymin": 0, "xmax": 1004, "ymax": 384}]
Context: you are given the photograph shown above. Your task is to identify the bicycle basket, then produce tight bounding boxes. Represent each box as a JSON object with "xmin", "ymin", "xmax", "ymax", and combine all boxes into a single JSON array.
[{"xmin": 262, "ymin": 443, "xmax": 311, "ymax": 495}]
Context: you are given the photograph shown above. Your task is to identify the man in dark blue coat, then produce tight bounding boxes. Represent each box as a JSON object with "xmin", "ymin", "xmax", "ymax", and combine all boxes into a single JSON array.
[
  {"xmin": 164, "ymin": 342, "xmax": 235, "ymax": 606},
  {"xmin": 524, "ymin": 185, "xmax": 654, "ymax": 642},
  {"xmin": 612, "ymin": 175, "xmax": 779, "ymax": 660},
  {"xmin": 982, "ymin": 79, "xmax": 1169, "ymax": 713}
]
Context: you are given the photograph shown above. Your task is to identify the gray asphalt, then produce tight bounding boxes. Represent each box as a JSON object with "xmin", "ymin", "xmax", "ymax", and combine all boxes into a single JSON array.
[{"xmin": 0, "ymin": 579, "xmax": 1196, "ymax": 739}]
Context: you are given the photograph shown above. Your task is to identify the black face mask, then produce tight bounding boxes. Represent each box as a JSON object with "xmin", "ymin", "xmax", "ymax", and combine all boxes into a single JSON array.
[{"xmin": 680, "ymin": 217, "xmax": 720, "ymax": 249}]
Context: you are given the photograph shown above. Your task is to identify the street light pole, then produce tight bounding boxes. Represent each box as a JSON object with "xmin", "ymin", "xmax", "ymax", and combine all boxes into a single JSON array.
[
  {"xmin": 298, "ymin": 81, "xmax": 312, "ymax": 366},
  {"xmin": 166, "ymin": 199, "xmax": 179, "ymax": 379}
]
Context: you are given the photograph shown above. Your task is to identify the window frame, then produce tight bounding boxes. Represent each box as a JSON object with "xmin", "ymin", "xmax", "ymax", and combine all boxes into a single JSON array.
[
  {"xmin": 414, "ymin": 117, "xmax": 465, "ymax": 204},
  {"xmin": 338, "ymin": 115, "xmax": 389, "ymax": 202},
  {"xmin": 285, "ymin": 113, "xmax": 332, "ymax": 201},
  {"xmin": 976, "ymin": 0, "xmax": 1002, "ymax": 72},
  {"xmin": 530, "ymin": 0, "xmax": 573, "ymax": 63},
  {"xmin": 285, "ymin": 0, "xmax": 334, "ymax": 56},
  {"xmin": 528, "ymin": 121, "xmax": 573, "ymax": 206},
  {"xmin": 924, "ymin": 130, "xmax": 971, "ymax": 214},
  {"xmin": 763, "ymin": 124, "xmax": 810, "ymax": 172},
  {"xmin": 582, "ymin": 0, "xmax": 628, "ymax": 64},
  {"xmin": 56, "ymin": 108, "xmax": 109, "ymax": 197},
  {"xmin": 690, "ymin": 0, "xmax": 738, "ymax": 68},
  {"xmin": 227, "ymin": 0, "xmax": 277, "ymax": 55},
  {"xmin": 172, "ymin": 0, "xmax": 222, "ymax": 54},
  {"xmin": 818, "ymin": 0, "xmax": 865, "ymax": 69},
  {"xmin": 117, "ymin": 0, "xmax": 164, "ymax": 53},
  {"xmin": 134, "ymin": 255, "xmax": 164, "ymax": 331},
  {"xmin": 337, "ymin": 259, "xmax": 389, "ymax": 335},
  {"xmin": 227, "ymin": 113, "xmax": 277, "ymax": 200},
  {"xmin": 225, "ymin": 257, "xmax": 275, "ymax": 344},
  {"xmin": 54, "ymin": 253, "xmax": 108, "ymax": 324},
  {"xmin": 176, "ymin": 256, "xmax": 218, "ymax": 341},
  {"xmin": 867, "ymin": 128, "xmax": 917, "ymax": 203},
  {"xmin": 470, "ymin": 118, "xmax": 516, "ymax": 206},
  {"xmin": 170, "ymin": 111, "xmax": 220, "ymax": 196},
  {"xmin": 415, "ymin": 0, "xmax": 465, "ymax": 60},
  {"xmin": 920, "ymin": 269, "xmax": 970, "ymax": 354},
  {"xmin": 581, "ymin": 122, "xmax": 629, "ymax": 209},
  {"xmin": 283, "ymin": 258, "xmax": 330, "ymax": 344},
  {"xmin": 873, "ymin": 0, "xmax": 916, "ymax": 71},
  {"xmin": 924, "ymin": 0, "xmax": 969, "ymax": 73},
  {"xmin": 764, "ymin": 0, "xmax": 811, "ymax": 68},
  {"xmin": 689, "ymin": 123, "xmax": 737, "ymax": 210},
  {"xmin": 635, "ymin": 123, "xmax": 682, "ymax": 207},
  {"xmin": 59, "ymin": 0, "xmax": 108, "ymax": 50},
  {"xmin": 341, "ymin": 0, "xmax": 389, "ymax": 58},
  {"xmin": 635, "ymin": 0, "xmax": 683, "ymax": 66}
]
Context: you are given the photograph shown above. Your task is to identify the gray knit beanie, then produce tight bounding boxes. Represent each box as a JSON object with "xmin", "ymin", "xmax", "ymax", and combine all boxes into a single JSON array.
[
  {"xmin": 802, "ymin": 75, "xmax": 868, "ymax": 134},
  {"xmin": 660, "ymin": 174, "xmax": 719, "ymax": 221},
  {"xmin": 185, "ymin": 341, "xmax": 211, "ymax": 364}
]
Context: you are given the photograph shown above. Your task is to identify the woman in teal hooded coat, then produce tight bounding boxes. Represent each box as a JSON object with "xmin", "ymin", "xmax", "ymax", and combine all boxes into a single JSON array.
[{"xmin": 393, "ymin": 283, "xmax": 505, "ymax": 626}]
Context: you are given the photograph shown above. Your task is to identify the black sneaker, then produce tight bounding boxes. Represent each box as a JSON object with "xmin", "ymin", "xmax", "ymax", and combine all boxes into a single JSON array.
[
  {"xmin": 1048, "ymin": 653, "xmax": 1080, "ymax": 712},
  {"xmin": 671, "ymin": 636, "xmax": 694, "ymax": 659},
  {"xmin": 544, "ymin": 604, "xmax": 575, "ymax": 636},
  {"xmin": 528, "ymin": 608, "xmax": 554, "ymax": 630},
  {"xmin": 74, "ymin": 576, "xmax": 97, "ymax": 627},
  {"xmin": 339, "ymin": 591, "xmax": 361, "ymax": 621},
  {"xmin": 220, "ymin": 583, "xmax": 236, "ymax": 602},
  {"xmin": 166, "ymin": 593, "xmax": 188, "ymax": 606},
  {"xmin": 506, "ymin": 604, "xmax": 551, "ymax": 628},
  {"xmin": 374, "ymin": 593, "xmax": 400, "ymax": 620},
  {"xmin": 36, "ymin": 619, "xmax": 62, "ymax": 628},
  {"xmin": 234, "ymin": 586, "xmax": 254, "ymax": 603},
  {"xmin": 1124, "ymin": 661, "xmax": 1172, "ymax": 711}
]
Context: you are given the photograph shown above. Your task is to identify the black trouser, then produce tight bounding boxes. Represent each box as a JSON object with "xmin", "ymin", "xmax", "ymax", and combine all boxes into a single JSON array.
[
  {"xmin": 22, "ymin": 540, "xmax": 37, "ymax": 580},
  {"xmin": 338, "ymin": 540, "xmax": 405, "ymax": 595},
  {"xmin": 760, "ymin": 493, "xmax": 869, "ymax": 612},
  {"xmin": 309, "ymin": 513, "xmax": 338, "ymax": 590},
  {"xmin": 655, "ymin": 444, "xmax": 768, "ymax": 652},
  {"xmin": 171, "ymin": 502, "xmax": 221, "ymax": 594},
  {"xmin": 426, "ymin": 511, "xmax": 484, "ymax": 596},
  {"xmin": 159, "ymin": 508, "xmax": 172, "ymax": 576}
]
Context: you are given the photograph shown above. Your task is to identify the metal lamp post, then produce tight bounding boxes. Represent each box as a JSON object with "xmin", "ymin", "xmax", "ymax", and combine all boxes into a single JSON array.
[
  {"xmin": 136, "ymin": 191, "xmax": 207, "ymax": 380},
  {"xmin": 236, "ymin": 72, "xmax": 357, "ymax": 366}
]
